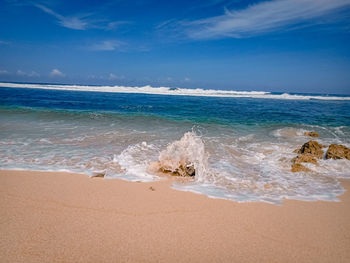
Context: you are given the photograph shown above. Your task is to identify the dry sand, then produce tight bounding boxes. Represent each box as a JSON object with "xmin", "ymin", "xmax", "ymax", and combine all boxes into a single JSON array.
[{"xmin": 1, "ymin": 169, "xmax": 350, "ymax": 263}]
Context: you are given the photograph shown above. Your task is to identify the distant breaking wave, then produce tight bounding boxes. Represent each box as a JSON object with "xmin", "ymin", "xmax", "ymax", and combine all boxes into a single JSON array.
[{"xmin": 1, "ymin": 82, "xmax": 349, "ymax": 101}]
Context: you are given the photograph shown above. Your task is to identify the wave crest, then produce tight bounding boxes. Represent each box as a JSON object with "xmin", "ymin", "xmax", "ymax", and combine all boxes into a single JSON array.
[{"xmin": 1, "ymin": 82, "xmax": 349, "ymax": 100}]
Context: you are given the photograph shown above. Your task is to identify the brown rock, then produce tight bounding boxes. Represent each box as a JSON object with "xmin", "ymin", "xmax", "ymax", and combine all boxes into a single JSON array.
[
  {"xmin": 292, "ymin": 154, "xmax": 318, "ymax": 165},
  {"xmin": 90, "ymin": 172, "xmax": 105, "ymax": 178},
  {"xmin": 297, "ymin": 140, "xmax": 324, "ymax": 159},
  {"xmin": 291, "ymin": 163, "xmax": 311, "ymax": 173},
  {"xmin": 160, "ymin": 163, "xmax": 195, "ymax": 177},
  {"xmin": 182, "ymin": 164, "xmax": 196, "ymax": 177},
  {"xmin": 304, "ymin": 131, "xmax": 319, "ymax": 137},
  {"xmin": 264, "ymin": 184, "xmax": 273, "ymax": 189},
  {"xmin": 291, "ymin": 140, "xmax": 324, "ymax": 172},
  {"xmin": 325, "ymin": 144, "xmax": 350, "ymax": 160}
]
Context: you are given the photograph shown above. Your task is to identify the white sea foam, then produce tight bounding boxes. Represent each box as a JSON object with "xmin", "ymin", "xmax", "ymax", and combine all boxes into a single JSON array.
[
  {"xmin": 1, "ymin": 82, "xmax": 349, "ymax": 100},
  {"xmin": 109, "ymin": 141, "xmax": 159, "ymax": 181},
  {"xmin": 272, "ymin": 127, "xmax": 307, "ymax": 138},
  {"xmin": 169, "ymin": 128, "xmax": 350, "ymax": 204}
]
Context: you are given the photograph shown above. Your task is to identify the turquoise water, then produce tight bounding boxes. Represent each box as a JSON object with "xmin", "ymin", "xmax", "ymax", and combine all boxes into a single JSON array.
[{"xmin": 1, "ymin": 83, "xmax": 350, "ymax": 203}]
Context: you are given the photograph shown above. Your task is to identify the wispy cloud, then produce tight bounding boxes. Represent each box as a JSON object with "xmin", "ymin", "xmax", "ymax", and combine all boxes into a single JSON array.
[
  {"xmin": 50, "ymin": 69, "xmax": 65, "ymax": 77},
  {"xmin": 0, "ymin": 70, "xmax": 9, "ymax": 75},
  {"xmin": 17, "ymin": 70, "xmax": 40, "ymax": 77},
  {"xmin": 109, "ymin": 73, "xmax": 125, "ymax": 80},
  {"xmin": 33, "ymin": 4, "xmax": 127, "ymax": 31},
  {"xmin": 88, "ymin": 40, "xmax": 124, "ymax": 51},
  {"xmin": 105, "ymin": 21, "xmax": 131, "ymax": 31},
  {"xmin": 175, "ymin": 0, "xmax": 350, "ymax": 39},
  {"xmin": 0, "ymin": 40, "xmax": 10, "ymax": 45},
  {"xmin": 34, "ymin": 4, "xmax": 89, "ymax": 30}
]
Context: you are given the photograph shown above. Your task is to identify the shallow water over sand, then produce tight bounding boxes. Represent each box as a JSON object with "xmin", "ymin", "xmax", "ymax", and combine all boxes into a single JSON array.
[{"xmin": 1, "ymin": 85, "xmax": 350, "ymax": 203}]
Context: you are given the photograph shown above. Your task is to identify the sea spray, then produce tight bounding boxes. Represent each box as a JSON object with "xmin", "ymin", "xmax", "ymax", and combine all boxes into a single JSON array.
[{"xmin": 156, "ymin": 131, "xmax": 210, "ymax": 180}]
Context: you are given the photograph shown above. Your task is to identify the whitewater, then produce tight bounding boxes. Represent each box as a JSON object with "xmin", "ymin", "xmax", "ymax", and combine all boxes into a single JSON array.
[{"xmin": 1, "ymin": 82, "xmax": 349, "ymax": 100}]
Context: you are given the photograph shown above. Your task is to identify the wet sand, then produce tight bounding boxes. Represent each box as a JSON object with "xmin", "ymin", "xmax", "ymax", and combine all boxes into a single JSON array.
[{"xmin": 1, "ymin": 169, "xmax": 349, "ymax": 263}]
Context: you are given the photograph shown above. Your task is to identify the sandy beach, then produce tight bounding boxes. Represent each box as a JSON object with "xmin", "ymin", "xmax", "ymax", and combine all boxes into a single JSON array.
[{"xmin": 0, "ymin": 170, "xmax": 349, "ymax": 262}]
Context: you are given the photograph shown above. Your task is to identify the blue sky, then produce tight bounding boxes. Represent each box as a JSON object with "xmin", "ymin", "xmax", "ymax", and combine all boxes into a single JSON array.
[{"xmin": 1, "ymin": 0, "xmax": 350, "ymax": 94}]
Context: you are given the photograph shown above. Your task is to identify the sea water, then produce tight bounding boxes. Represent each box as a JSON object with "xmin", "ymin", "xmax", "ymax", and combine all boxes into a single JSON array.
[{"xmin": 1, "ymin": 82, "xmax": 350, "ymax": 204}]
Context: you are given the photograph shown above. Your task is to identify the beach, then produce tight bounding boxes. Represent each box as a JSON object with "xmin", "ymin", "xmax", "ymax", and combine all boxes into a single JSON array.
[
  {"xmin": 1, "ymin": 169, "xmax": 350, "ymax": 263},
  {"xmin": 2, "ymin": 0, "xmax": 350, "ymax": 261}
]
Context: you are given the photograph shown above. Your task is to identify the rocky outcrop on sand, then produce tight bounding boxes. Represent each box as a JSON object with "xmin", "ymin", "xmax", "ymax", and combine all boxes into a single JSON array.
[
  {"xmin": 325, "ymin": 144, "xmax": 350, "ymax": 160},
  {"xmin": 304, "ymin": 131, "xmax": 319, "ymax": 137},
  {"xmin": 297, "ymin": 140, "xmax": 324, "ymax": 159},
  {"xmin": 290, "ymin": 139, "xmax": 350, "ymax": 172},
  {"xmin": 160, "ymin": 163, "xmax": 195, "ymax": 177},
  {"xmin": 291, "ymin": 140, "xmax": 324, "ymax": 172},
  {"xmin": 90, "ymin": 172, "xmax": 105, "ymax": 178},
  {"xmin": 149, "ymin": 161, "xmax": 196, "ymax": 177},
  {"xmin": 291, "ymin": 163, "xmax": 311, "ymax": 173},
  {"xmin": 292, "ymin": 154, "xmax": 317, "ymax": 165}
]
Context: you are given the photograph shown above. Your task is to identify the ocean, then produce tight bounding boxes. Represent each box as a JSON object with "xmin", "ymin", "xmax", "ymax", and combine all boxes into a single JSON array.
[{"xmin": 1, "ymin": 82, "xmax": 350, "ymax": 204}]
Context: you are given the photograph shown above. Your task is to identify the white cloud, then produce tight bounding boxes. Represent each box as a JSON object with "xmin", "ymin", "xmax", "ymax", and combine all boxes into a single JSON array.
[
  {"xmin": 35, "ymin": 4, "xmax": 88, "ymax": 30},
  {"xmin": 33, "ymin": 4, "xmax": 128, "ymax": 31},
  {"xmin": 0, "ymin": 69, "xmax": 9, "ymax": 75},
  {"xmin": 28, "ymin": 71, "xmax": 40, "ymax": 77},
  {"xmin": 50, "ymin": 69, "xmax": 65, "ymax": 77},
  {"xmin": 109, "ymin": 73, "xmax": 125, "ymax": 80},
  {"xmin": 89, "ymin": 40, "xmax": 124, "ymax": 51},
  {"xmin": 109, "ymin": 73, "xmax": 117, "ymax": 80},
  {"xmin": 105, "ymin": 21, "xmax": 131, "ymax": 31},
  {"xmin": 184, "ymin": 77, "xmax": 191, "ymax": 82},
  {"xmin": 16, "ymin": 70, "xmax": 26, "ymax": 76},
  {"xmin": 180, "ymin": 0, "xmax": 350, "ymax": 39},
  {"xmin": 0, "ymin": 40, "xmax": 10, "ymax": 45},
  {"xmin": 16, "ymin": 70, "xmax": 40, "ymax": 77}
]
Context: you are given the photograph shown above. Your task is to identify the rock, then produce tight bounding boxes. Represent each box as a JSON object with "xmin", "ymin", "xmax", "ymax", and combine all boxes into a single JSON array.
[
  {"xmin": 325, "ymin": 144, "xmax": 350, "ymax": 160},
  {"xmin": 297, "ymin": 140, "xmax": 324, "ymax": 159},
  {"xmin": 181, "ymin": 164, "xmax": 196, "ymax": 177},
  {"xmin": 291, "ymin": 140, "xmax": 324, "ymax": 172},
  {"xmin": 159, "ymin": 163, "xmax": 195, "ymax": 177},
  {"xmin": 292, "ymin": 154, "xmax": 318, "ymax": 165},
  {"xmin": 293, "ymin": 148, "xmax": 299, "ymax": 153},
  {"xmin": 291, "ymin": 163, "xmax": 311, "ymax": 173},
  {"xmin": 90, "ymin": 172, "xmax": 105, "ymax": 178},
  {"xmin": 304, "ymin": 131, "xmax": 319, "ymax": 138},
  {"xmin": 264, "ymin": 184, "xmax": 273, "ymax": 189}
]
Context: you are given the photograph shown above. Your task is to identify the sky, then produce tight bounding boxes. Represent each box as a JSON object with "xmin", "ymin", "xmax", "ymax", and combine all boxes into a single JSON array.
[{"xmin": 0, "ymin": 0, "xmax": 350, "ymax": 94}]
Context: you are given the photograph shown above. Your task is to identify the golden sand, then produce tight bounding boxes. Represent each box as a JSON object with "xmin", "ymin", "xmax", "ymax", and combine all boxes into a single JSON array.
[{"xmin": 1, "ymin": 170, "xmax": 349, "ymax": 262}]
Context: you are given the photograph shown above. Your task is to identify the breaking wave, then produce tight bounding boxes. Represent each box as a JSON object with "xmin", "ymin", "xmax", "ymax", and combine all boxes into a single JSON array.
[
  {"xmin": 171, "ymin": 129, "xmax": 350, "ymax": 204},
  {"xmin": 1, "ymin": 82, "xmax": 349, "ymax": 100}
]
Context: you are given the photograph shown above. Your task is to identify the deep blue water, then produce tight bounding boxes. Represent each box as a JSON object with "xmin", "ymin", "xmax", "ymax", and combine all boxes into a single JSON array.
[{"xmin": 1, "ymin": 87, "xmax": 350, "ymax": 127}]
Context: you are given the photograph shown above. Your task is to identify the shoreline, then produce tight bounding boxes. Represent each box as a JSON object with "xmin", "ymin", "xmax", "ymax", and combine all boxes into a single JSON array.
[{"xmin": 1, "ymin": 169, "xmax": 350, "ymax": 262}]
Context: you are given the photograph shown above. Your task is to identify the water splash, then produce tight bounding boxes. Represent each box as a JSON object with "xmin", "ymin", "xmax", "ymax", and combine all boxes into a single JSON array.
[{"xmin": 156, "ymin": 131, "xmax": 210, "ymax": 180}]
